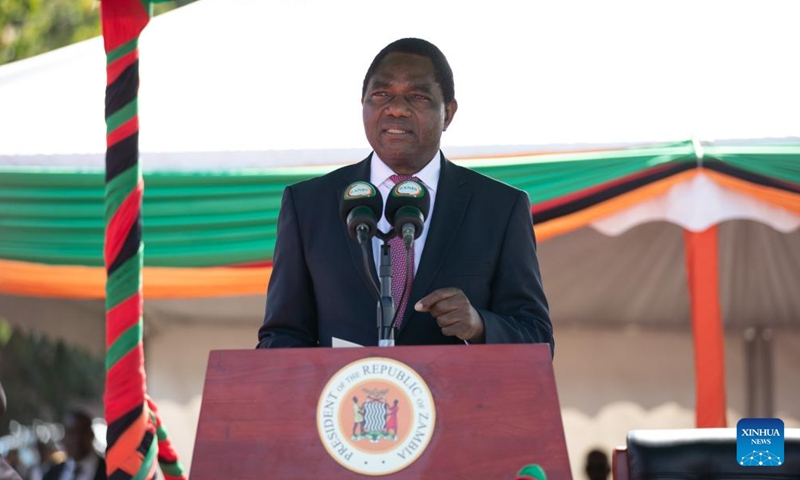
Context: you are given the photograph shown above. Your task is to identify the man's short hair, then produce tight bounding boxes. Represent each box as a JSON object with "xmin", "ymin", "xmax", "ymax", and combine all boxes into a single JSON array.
[{"xmin": 362, "ymin": 38, "xmax": 455, "ymax": 104}]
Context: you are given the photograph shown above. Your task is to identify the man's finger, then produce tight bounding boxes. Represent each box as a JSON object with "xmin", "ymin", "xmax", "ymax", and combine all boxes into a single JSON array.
[
  {"xmin": 414, "ymin": 287, "xmax": 461, "ymax": 312},
  {"xmin": 441, "ymin": 322, "xmax": 470, "ymax": 338},
  {"xmin": 427, "ymin": 295, "xmax": 464, "ymax": 318},
  {"xmin": 435, "ymin": 310, "xmax": 462, "ymax": 329}
]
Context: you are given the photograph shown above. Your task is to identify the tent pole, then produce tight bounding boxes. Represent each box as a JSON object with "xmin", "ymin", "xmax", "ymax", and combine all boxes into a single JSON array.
[
  {"xmin": 683, "ymin": 226, "xmax": 728, "ymax": 427},
  {"xmin": 744, "ymin": 327, "xmax": 774, "ymax": 418}
]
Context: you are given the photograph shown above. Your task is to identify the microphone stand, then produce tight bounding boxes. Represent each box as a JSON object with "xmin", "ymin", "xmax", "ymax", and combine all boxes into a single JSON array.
[
  {"xmin": 377, "ymin": 232, "xmax": 395, "ymax": 347},
  {"xmin": 356, "ymin": 225, "xmax": 395, "ymax": 347}
]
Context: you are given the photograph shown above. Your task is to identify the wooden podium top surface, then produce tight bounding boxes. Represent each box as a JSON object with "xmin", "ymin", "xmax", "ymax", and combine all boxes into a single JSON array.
[{"xmin": 191, "ymin": 344, "xmax": 570, "ymax": 479}]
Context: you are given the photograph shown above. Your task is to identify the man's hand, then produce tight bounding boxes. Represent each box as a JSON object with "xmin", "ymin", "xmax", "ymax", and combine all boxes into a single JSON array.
[{"xmin": 414, "ymin": 287, "xmax": 485, "ymax": 342}]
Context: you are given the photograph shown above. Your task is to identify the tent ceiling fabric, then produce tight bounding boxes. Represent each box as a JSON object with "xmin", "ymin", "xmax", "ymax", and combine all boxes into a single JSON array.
[
  {"xmin": 540, "ymin": 220, "xmax": 800, "ymax": 330},
  {"xmin": 0, "ymin": 293, "xmax": 265, "ymax": 356},
  {"xmin": 719, "ymin": 221, "xmax": 800, "ymax": 328},
  {"xmin": 142, "ymin": 295, "xmax": 265, "ymax": 328},
  {"xmin": 0, "ymin": 294, "xmax": 107, "ymax": 355},
  {"xmin": 541, "ymin": 222, "xmax": 691, "ymax": 328}
]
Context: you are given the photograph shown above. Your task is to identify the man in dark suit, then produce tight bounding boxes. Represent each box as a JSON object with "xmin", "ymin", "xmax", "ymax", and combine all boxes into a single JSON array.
[
  {"xmin": 257, "ymin": 38, "xmax": 552, "ymax": 353},
  {"xmin": 42, "ymin": 410, "xmax": 106, "ymax": 480}
]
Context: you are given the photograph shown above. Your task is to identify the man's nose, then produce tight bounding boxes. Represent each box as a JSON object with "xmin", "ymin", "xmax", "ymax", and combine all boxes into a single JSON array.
[{"xmin": 385, "ymin": 95, "xmax": 411, "ymax": 117}]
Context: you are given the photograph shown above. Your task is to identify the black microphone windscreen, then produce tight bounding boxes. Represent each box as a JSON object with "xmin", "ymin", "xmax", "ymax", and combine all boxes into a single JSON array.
[
  {"xmin": 384, "ymin": 180, "xmax": 430, "ymax": 227},
  {"xmin": 340, "ymin": 182, "xmax": 382, "ymax": 223},
  {"xmin": 340, "ymin": 181, "xmax": 383, "ymax": 239}
]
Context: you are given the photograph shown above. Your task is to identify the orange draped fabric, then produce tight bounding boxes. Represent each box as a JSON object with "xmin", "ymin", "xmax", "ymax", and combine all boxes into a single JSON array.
[
  {"xmin": 535, "ymin": 170, "xmax": 698, "ymax": 241},
  {"xmin": 683, "ymin": 226, "xmax": 727, "ymax": 427},
  {"xmin": 0, "ymin": 259, "xmax": 272, "ymax": 299},
  {"xmin": 703, "ymin": 169, "xmax": 800, "ymax": 215}
]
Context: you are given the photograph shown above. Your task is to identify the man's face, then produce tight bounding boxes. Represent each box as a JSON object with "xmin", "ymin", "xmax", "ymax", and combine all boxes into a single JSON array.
[{"xmin": 362, "ymin": 52, "xmax": 457, "ymax": 175}]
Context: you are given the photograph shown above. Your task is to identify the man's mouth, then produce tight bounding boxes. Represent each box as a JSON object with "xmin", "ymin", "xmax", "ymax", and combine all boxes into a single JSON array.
[{"xmin": 383, "ymin": 128, "xmax": 411, "ymax": 135}]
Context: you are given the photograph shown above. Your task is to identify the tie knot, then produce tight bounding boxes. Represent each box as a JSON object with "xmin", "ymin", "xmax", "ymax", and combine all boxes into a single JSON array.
[{"xmin": 390, "ymin": 174, "xmax": 417, "ymax": 185}]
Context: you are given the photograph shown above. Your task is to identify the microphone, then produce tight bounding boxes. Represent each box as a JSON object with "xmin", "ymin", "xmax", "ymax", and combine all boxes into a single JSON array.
[
  {"xmin": 384, "ymin": 179, "xmax": 430, "ymax": 249},
  {"xmin": 340, "ymin": 181, "xmax": 383, "ymax": 244},
  {"xmin": 514, "ymin": 464, "xmax": 547, "ymax": 480}
]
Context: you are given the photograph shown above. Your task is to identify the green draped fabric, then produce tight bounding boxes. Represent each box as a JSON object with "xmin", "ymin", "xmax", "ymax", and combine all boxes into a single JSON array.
[
  {"xmin": 2, "ymin": 141, "xmax": 799, "ymax": 268},
  {"xmin": 703, "ymin": 145, "xmax": 800, "ymax": 184}
]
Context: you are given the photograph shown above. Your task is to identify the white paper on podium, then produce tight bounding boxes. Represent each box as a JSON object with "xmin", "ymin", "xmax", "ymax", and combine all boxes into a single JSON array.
[{"xmin": 332, "ymin": 337, "xmax": 364, "ymax": 348}]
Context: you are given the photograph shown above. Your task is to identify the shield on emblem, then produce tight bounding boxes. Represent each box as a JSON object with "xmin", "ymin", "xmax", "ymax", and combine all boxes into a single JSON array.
[{"xmin": 363, "ymin": 400, "xmax": 387, "ymax": 437}]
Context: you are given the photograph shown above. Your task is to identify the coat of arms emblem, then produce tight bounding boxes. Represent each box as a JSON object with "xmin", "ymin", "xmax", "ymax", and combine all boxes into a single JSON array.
[
  {"xmin": 351, "ymin": 388, "xmax": 401, "ymax": 442},
  {"xmin": 317, "ymin": 357, "xmax": 436, "ymax": 476}
]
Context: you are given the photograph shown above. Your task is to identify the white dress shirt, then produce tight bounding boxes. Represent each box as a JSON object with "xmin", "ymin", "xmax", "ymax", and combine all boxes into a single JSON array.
[{"xmin": 370, "ymin": 152, "xmax": 440, "ymax": 274}]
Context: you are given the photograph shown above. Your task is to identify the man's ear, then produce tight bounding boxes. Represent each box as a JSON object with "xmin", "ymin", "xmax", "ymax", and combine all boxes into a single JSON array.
[{"xmin": 443, "ymin": 99, "xmax": 458, "ymax": 131}]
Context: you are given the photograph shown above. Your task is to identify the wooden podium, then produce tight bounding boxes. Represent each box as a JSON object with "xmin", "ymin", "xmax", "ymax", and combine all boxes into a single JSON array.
[{"xmin": 190, "ymin": 344, "xmax": 571, "ymax": 479}]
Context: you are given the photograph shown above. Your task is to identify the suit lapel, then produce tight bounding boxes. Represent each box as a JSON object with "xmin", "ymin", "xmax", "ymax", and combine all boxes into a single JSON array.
[
  {"xmin": 339, "ymin": 156, "xmax": 380, "ymax": 294},
  {"xmin": 398, "ymin": 156, "xmax": 471, "ymax": 333}
]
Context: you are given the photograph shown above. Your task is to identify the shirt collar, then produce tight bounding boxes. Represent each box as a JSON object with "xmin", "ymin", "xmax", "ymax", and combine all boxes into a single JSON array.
[{"xmin": 370, "ymin": 151, "xmax": 441, "ymax": 194}]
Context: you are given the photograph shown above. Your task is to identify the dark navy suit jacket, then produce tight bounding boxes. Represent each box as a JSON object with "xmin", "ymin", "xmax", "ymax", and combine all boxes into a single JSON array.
[{"xmin": 257, "ymin": 154, "xmax": 553, "ymax": 353}]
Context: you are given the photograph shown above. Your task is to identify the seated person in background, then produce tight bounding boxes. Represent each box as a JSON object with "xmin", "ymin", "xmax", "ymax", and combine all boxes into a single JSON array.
[
  {"xmin": 585, "ymin": 449, "xmax": 610, "ymax": 480},
  {"xmin": 27, "ymin": 441, "xmax": 66, "ymax": 480},
  {"xmin": 43, "ymin": 410, "xmax": 106, "ymax": 480},
  {"xmin": 0, "ymin": 381, "xmax": 23, "ymax": 480}
]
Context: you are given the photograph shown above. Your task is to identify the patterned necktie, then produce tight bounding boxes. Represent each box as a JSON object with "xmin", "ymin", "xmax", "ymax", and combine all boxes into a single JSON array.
[{"xmin": 388, "ymin": 174, "xmax": 417, "ymax": 328}]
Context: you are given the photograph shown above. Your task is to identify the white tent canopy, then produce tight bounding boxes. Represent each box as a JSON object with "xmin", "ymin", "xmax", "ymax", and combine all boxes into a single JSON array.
[{"xmin": 1, "ymin": 0, "xmax": 799, "ymax": 169}]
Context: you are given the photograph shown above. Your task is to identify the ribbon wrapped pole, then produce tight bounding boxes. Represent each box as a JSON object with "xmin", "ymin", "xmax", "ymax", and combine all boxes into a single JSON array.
[{"xmin": 101, "ymin": 1, "xmax": 187, "ymax": 478}]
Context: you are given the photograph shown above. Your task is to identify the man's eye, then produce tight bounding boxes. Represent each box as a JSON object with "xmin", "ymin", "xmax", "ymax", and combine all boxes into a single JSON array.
[
  {"xmin": 412, "ymin": 94, "xmax": 430, "ymax": 101},
  {"xmin": 373, "ymin": 92, "xmax": 389, "ymax": 98}
]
